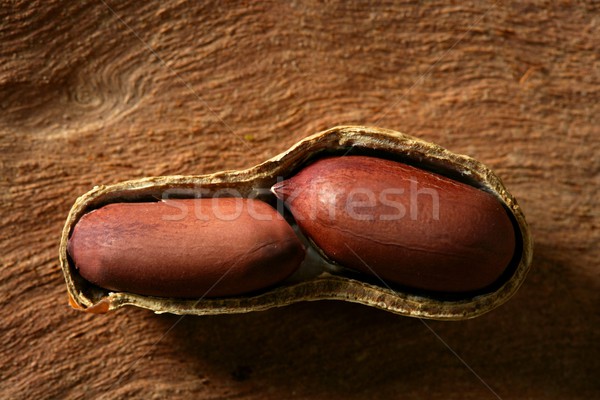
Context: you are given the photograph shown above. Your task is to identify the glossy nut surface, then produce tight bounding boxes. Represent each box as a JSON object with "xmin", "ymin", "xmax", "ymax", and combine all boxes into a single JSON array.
[
  {"xmin": 68, "ymin": 198, "xmax": 305, "ymax": 298},
  {"xmin": 273, "ymin": 155, "xmax": 516, "ymax": 293},
  {"xmin": 60, "ymin": 126, "xmax": 532, "ymax": 318}
]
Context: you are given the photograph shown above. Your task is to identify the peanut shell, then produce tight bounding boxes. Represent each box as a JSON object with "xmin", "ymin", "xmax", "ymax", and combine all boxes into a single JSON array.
[{"xmin": 59, "ymin": 126, "xmax": 532, "ymax": 320}]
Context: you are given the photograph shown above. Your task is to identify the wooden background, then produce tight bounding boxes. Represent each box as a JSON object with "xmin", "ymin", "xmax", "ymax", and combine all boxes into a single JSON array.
[{"xmin": 2, "ymin": 1, "xmax": 598, "ymax": 399}]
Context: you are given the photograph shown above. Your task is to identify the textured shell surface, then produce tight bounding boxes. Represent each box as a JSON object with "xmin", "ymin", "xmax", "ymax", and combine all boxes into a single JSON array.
[{"xmin": 59, "ymin": 126, "xmax": 532, "ymax": 320}]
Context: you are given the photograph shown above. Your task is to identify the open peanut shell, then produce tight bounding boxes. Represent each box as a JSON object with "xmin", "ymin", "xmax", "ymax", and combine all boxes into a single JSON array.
[{"xmin": 59, "ymin": 125, "xmax": 532, "ymax": 320}]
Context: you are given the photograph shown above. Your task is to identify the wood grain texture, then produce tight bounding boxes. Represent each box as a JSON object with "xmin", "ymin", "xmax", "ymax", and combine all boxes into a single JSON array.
[{"xmin": 1, "ymin": 1, "xmax": 598, "ymax": 399}]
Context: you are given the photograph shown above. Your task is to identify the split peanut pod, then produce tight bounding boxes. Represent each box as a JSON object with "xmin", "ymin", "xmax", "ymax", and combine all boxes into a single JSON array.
[{"xmin": 60, "ymin": 126, "xmax": 532, "ymax": 319}]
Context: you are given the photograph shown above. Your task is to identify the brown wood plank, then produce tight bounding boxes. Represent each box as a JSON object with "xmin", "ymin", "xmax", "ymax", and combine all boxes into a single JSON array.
[{"xmin": 1, "ymin": 1, "xmax": 598, "ymax": 398}]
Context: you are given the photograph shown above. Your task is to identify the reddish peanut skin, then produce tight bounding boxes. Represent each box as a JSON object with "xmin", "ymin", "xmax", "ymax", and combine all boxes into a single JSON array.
[
  {"xmin": 68, "ymin": 199, "xmax": 305, "ymax": 298},
  {"xmin": 272, "ymin": 156, "xmax": 516, "ymax": 293}
]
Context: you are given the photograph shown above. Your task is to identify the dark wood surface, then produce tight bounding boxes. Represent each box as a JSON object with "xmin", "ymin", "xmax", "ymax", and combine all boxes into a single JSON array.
[{"xmin": 2, "ymin": 1, "xmax": 598, "ymax": 399}]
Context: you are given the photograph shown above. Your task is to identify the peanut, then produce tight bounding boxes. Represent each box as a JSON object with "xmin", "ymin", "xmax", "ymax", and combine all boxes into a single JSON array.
[
  {"xmin": 272, "ymin": 156, "xmax": 516, "ymax": 293},
  {"xmin": 67, "ymin": 198, "xmax": 305, "ymax": 298}
]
